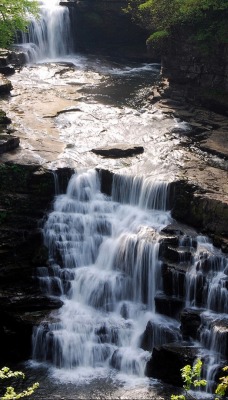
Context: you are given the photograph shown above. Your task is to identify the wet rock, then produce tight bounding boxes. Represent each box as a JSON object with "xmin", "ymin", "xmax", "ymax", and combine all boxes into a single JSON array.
[
  {"xmin": 0, "ymin": 309, "xmax": 59, "ymax": 362},
  {"xmin": 0, "ymin": 110, "xmax": 11, "ymax": 125},
  {"xmin": 0, "ymin": 65, "xmax": 15, "ymax": 76},
  {"xmin": 180, "ymin": 308, "xmax": 202, "ymax": 340},
  {"xmin": 199, "ymin": 130, "xmax": 228, "ymax": 160},
  {"xmin": 199, "ymin": 315, "xmax": 228, "ymax": 359},
  {"xmin": 140, "ymin": 320, "xmax": 181, "ymax": 352},
  {"xmin": 0, "ymin": 162, "xmax": 73, "ymax": 362},
  {"xmin": 0, "ymin": 294, "xmax": 63, "ymax": 311},
  {"xmin": 161, "ymin": 222, "xmax": 198, "ymax": 240},
  {"xmin": 160, "ymin": 245, "xmax": 193, "ymax": 263},
  {"xmin": 97, "ymin": 168, "xmax": 114, "ymax": 196},
  {"xmin": 0, "ymin": 48, "xmax": 27, "ymax": 68},
  {"xmin": 169, "ymin": 180, "xmax": 228, "ymax": 243},
  {"xmin": 145, "ymin": 342, "xmax": 200, "ymax": 386},
  {"xmin": 91, "ymin": 143, "xmax": 144, "ymax": 158},
  {"xmin": 0, "ymin": 73, "xmax": 12, "ymax": 94},
  {"xmin": 161, "ymin": 263, "xmax": 186, "ymax": 298},
  {"xmin": 0, "ymin": 134, "xmax": 20, "ymax": 154},
  {"xmin": 155, "ymin": 294, "xmax": 184, "ymax": 318}
]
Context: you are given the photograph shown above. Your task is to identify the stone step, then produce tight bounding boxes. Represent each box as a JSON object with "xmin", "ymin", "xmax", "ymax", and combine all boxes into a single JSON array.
[{"xmin": 155, "ymin": 294, "xmax": 185, "ymax": 319}]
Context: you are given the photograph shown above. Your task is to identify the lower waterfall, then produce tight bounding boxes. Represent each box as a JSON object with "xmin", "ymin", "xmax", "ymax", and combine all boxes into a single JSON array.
[
  {"xmin": 32, "ymin": 169, "xmax": 177, "ymax": 377},
  {"xmin": 32, "ymin": 169, "xmax": 227, "ymax": 393}
]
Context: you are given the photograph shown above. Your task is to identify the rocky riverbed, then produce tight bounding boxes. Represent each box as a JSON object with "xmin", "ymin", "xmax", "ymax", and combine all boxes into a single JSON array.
[{"xmin": 0, "ymin": 53, "xmax": 227, "ymax": 393}]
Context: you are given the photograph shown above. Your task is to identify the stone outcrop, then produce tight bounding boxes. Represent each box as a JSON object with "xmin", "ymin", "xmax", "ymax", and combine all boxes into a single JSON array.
[
  {"xmin": 145, "ymin": 343, "xmax": 200, "ymax": 386},
  {"xmin": 0, "ymin": 135, "xmax": 20, "ymax": 154},
  {"xmin": 0, "ymin": 163, "xmax": 73, "ymax": 362},
  {"xmin": 60, "ymin": 0, "xmax": 152, "ymax": 60},
  {"xmin": 169, "ymin": 180, "xmax": 228, "ymax": 252},
  {"xmin": 158, "ymin": 26, "xmax": 228, "ymax": 110},
  {"xmin": 0, "ymin": 48, "xmax": 27, "ymax": 71},
  {"xmin": 0, "ymin": 73, "xmax": 13, "ymax": 94},
  {"xmin": 92, "ymin": 143, "xmax": 144, "ymax": 158}
]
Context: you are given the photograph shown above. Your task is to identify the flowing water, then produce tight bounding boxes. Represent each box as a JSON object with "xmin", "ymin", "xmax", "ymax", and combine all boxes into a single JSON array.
[{"xmin": 8, "ymin": 1, "xmax": 228, "ymax": 399}]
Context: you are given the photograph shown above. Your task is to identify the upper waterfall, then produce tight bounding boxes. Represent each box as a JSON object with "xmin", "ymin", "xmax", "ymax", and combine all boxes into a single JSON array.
[{"xmin": 20, "ymin": 0, "xmax": 72, "ymax": 61}]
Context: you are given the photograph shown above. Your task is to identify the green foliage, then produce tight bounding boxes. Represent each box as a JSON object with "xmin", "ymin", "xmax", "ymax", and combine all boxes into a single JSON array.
[
  {"xmin": 125, "ymin": 0, "xmax": 228, "ymax": 48},
  {"xmin": 0, "ymin": 367, "xmax": 39, "ymax": 400},
  {"xmin": 146, "ymin": 30, "xmax": 168, "ymax": 47},
  {"xmin": 171, "ymin": 359, "xmax": 206, "ymax": 400},
  {"xmin": 215, "ymin": 366, "xmax": 228, "ymax": 399},
  {"xmin": 0, "ymin": 0, "xmax": 39, "ymax": 48},
  {"xmin": 171, "ymin": 361, "xmax": 228, "ymax": 400}
]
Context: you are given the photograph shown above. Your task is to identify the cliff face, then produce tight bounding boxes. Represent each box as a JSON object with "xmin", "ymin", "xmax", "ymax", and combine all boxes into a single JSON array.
[
  {"xmin": 60, "ymin": 0, "xmax": 152, "ymax": 60},
  {"xmin": 159, "ymin": 27, "xmax": 228, "ymax": 114},
  {"xmin": 0, "ymin": 164, "xmax": 72, "ymax": 362}
]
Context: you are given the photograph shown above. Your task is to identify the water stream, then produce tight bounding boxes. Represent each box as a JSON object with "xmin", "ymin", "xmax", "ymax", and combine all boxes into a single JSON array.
[{"xmin": 9, "ymin": 1, "xmax": 228, "ymax": 398}]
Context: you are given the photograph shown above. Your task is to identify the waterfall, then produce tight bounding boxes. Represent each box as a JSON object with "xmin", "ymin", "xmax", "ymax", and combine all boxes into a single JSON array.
[
  {"xmin": 20, "ymin": 0, "xmax": 72, "ymax": 61},
  {"xmin": 33, "ymin": 169, "xmax": 176, "ymax": 378},
  {"xmin": 33, "ymin": 169, "xmax": 228, "ymax": 390}
]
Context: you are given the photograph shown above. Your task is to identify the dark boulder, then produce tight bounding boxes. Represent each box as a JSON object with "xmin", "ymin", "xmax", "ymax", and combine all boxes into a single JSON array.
[
  {"xmin": 0, "ymin": 73, "xmax": 12, "ymax": 94},
  {"xmin": 180, "ymin": 308, "xmax": 202, "ymax": 340},
  {"xmin": 91, "ymin": 143, "xmax": 144, "ymax": 158},
  {"xmin": 145, "ymin": 342, "xmax": 200, "ymax": 386},
  {"xmin": 140, "ymin": 319, "xmax": 181, "ymax": 352},
  {"xmin": 155, "ymin": 294, "xmax": 184, "ymax": 318},
  {"xmin": 0, "ymin": 135, "xmax": 20, "ymax": 154}
]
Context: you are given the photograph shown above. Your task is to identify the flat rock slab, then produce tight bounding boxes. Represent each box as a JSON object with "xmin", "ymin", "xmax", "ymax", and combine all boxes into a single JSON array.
[
  {"xmin": 91, "ymin": 143, "xmax": 144, "ymax": 158},
  {"xmin": 199, "ymin": 130, "xmax": 228, "ymax": 159},
  {"xmin": 0, "ymin": 134, "xmax": 20, "ymax": 154}
]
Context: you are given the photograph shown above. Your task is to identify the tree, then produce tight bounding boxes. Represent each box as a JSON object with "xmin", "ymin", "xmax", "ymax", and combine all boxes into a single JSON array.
[
  {"xmin": 0, "ymin": 0, "xmax": 39, "ymax": 48},
  {"xmin": 124, "ymin": 0, "xmax": 228, "ymax": 49}
]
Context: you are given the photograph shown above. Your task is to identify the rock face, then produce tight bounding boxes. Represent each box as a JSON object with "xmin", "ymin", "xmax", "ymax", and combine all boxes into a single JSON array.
[
  {"xmin": 161, "ymin": 27, "xmax": 228, "ymax": 93},
  {"xmin": 145, "ymin": 343, "xmax": 200, "ymax": 386},
  {"xmin": 61, "ymin": 0, "xmax": 152, "ymax": 60},
  {"xmin": 0, "ymin": 135, "xmax": 20, "ymax": 154},
  {"xmin": 0, "ymin": 163, "xmax": 73, "ymax": 362},
  {"xmin": 154, "ymin": 26, "xmax": 228, "ymax": 115},
  {"xmin": 169, "ymin": 180, "xmax": 228, "ymax": 252},
  {"xmin": 0, "ymin": 73, "xmax": 13, "ymax": 94}
]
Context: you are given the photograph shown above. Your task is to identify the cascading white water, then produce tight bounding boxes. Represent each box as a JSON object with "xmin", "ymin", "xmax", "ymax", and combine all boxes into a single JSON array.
[
  {"xmin": 33, "ymin": 169, "xmax": 179, "ymax": 378},
  {"xmin": 20, "ymin": 0, "xmax": 72, "ymax": 61},
  {"xmin": 32, "ymin": 169, "xmax": 228, "ymax": 394}
]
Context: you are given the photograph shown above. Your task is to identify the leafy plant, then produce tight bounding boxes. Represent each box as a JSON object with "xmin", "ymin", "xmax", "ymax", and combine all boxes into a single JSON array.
[
  {"xmin": 171, "ymin": 361, "xmax": 228, "ymax": 400},
  {"xmin": 171, "ymin": 359, "xmax": 207, "ymax": 400},
  {"xmin": 0, "ymin": 0, "xmax": 39, "ymax": 48},
  {"xmin": 215, "ymin": 366, "xmax": 228, "ymax": 400},
  {"xmin": 0, "ymin": 366, "xmax": 39, "ymax": 400},
  {"xmin": 125, "ymin": 0, "xmax": 228, "ymax": 49}
]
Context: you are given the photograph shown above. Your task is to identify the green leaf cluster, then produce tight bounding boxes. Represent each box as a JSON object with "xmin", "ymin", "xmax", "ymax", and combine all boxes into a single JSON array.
[
  {"xmin": 171, "ymin": 361, "xmax": 228, "ymax": 400},
  {"xmin": 125, "ymin": 0, "xmax": 228, "ymax": 49},
  {"xmin": 171, "ymin": 359, "xmax": 207, "ymax": 400},
  {"xmin": 215, "ymin": 366, "xmax": 228, "ymax": 399},
  {"xmin": 0, "ymin": 367, "xmax": 39, "ymax": 400},
  {"xmin": 0, "ymin": 0, "xmax": 39, "ymax": 48}
]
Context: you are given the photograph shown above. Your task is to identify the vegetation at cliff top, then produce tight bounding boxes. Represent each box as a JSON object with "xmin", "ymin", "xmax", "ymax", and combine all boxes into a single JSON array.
[
  {"xmin": 125, "ymin": 0, "xmax": 228, "ymax": 49},
  {"xmin": 0, "ymin": 0, "xmax": 39, "ymax": 48}
]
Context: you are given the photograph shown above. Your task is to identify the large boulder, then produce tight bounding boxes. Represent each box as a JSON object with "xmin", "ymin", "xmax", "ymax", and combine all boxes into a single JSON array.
[{"xmin": 145, "ymin": 342, "xmax": 200, "ymax": 386}]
